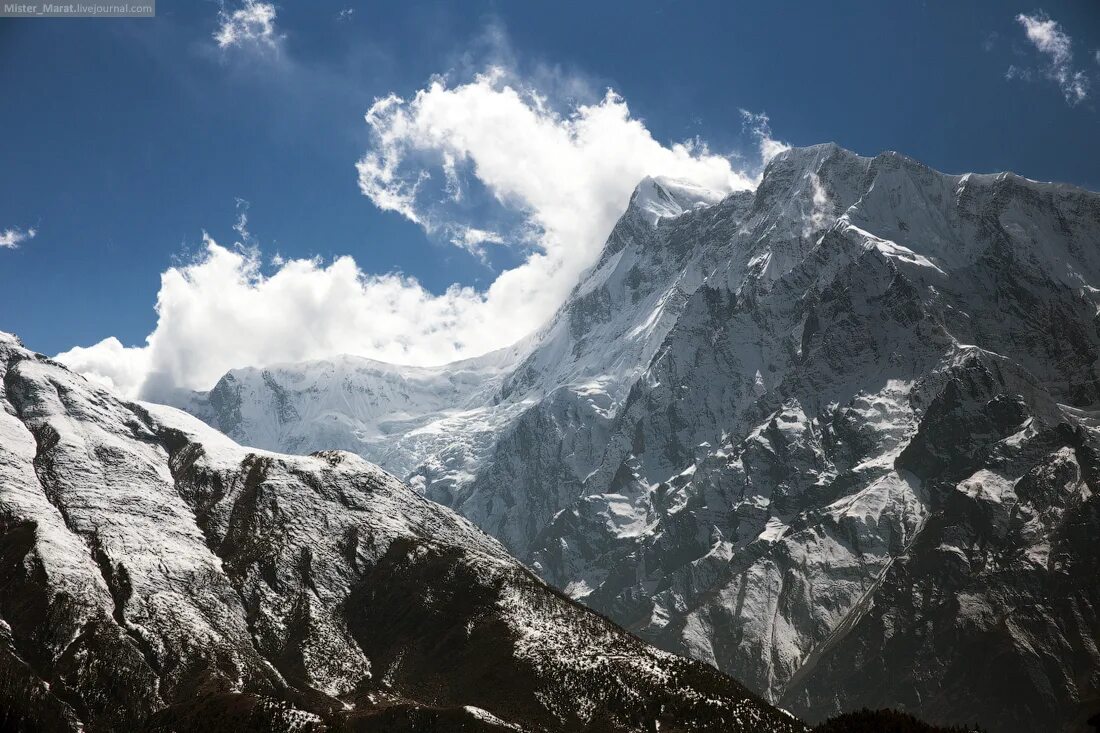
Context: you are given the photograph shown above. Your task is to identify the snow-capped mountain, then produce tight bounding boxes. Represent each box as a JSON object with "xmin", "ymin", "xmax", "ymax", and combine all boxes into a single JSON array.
[
  {"xmin": 0, "ymin": 331, "xmax": 803, "ymax": 732},
  {"xmin": 171, "ymin": 145, "xmax": 1100, "ymax": 731}
]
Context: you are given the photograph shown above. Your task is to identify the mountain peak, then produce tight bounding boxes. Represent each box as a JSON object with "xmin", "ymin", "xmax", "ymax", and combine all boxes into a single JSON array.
[
  {"xmin": 763, "ymin": 142, "xmax": 867, "ymax": 178},
  {"xmin": 628, "ymin": 175, "xmax": 728, "ymax": 226}
]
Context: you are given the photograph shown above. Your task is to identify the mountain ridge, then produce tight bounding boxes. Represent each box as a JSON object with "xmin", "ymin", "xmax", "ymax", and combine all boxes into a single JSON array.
[
  {"xmin": 165, "ymin": 143, "xmax": 1100, "ymax": 731},
  {"xmin": 0, "ymin": 329, "xmax": 806, "ymax": 732}
]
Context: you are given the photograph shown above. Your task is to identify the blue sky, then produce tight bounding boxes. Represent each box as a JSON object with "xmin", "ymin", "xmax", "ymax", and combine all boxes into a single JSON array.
[{"xmin": 2, "ymin": 1, "xmax": 1099, "ymax": 395}]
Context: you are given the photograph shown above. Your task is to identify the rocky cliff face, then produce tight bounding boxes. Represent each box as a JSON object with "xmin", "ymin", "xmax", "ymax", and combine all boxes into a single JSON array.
[
  {"xmin": 526, "ymin": 146, "xmax": 1100, "ymax": 731},
  {"xmin": 171, "ymin": 145, "xmax": 1100, "ymax": 731},
  {"xmin": 0, "ymin": 332, "xmax": 802, "ymax": 732}
]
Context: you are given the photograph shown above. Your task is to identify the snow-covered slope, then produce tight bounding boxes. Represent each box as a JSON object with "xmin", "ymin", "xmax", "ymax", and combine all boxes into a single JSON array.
[
  {"xmin": 174, "ymin": 347, "xmax": 524, "ymax": 481},
  {"xmin": 170, "ymin": 144, "xmax": 1100, "ymax": 731},
  {"xmin": 0, "ymin": 331, "xmax": 803, "ymax": 732}
]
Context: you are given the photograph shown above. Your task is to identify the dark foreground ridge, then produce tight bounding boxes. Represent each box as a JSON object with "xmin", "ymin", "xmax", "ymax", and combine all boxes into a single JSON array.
[
  {"xmin": 0, "ymin": 331, "xmax": 804, "ymax": 731},
  {"xmin": 813, "ymin": 708, "xmax": 984, "ymax": 733}
]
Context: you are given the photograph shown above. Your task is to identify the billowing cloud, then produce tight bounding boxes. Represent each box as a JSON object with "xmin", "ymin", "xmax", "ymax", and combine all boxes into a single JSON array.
[
  {"xmin": 215, "ymin": 0, "xmax": 282, "ymax": 52},
  {"xmin": 56, "ymin": 337, "xmax": 151, "ymax": 393},
  {"xmin": 1013, "ymin": 12, "xmax": 1089, "ymax": 105},
  {"xmin": 355, "ymin": 69, "xmax": 755, "ymax": 338},
  {"xmin": 0, "ymin": 226, "xmax": 36, "ymax": 249},
  {"xmin": 59, "ymin": 236, "xmax": 494, "ymax": 398},
  {"xmin": 58, "ymin": 70, "xmax": 771, "ymax": 399}
]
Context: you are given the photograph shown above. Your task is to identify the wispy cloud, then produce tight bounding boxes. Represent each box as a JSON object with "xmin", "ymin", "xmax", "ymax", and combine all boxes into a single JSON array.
[
  {"xmin": 1012, "ymin": 12, "xmax": 1089, "ymax": 105},
  {"xmin": 740, "ymin": 110, "xmax": 790, "ymax": 165},
  {"xmin": 448, "ymin": 226, "xmax": 505, "ymax": 261},
  {"xmin": 0, "ymin": 226, "xmax": 36, "ymax": 249},
  {"xmin": 214, "ymin": 0, "xmax": 283, "ymax": 53},
  {"xmin": 337, "ymin": 8, "xmax": 354, "ymax": 22}
]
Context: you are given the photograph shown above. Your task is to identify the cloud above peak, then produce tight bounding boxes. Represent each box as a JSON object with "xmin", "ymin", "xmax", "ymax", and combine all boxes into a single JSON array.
[
  {"xmin": 1012, "ymin": 12, "xmax": 1089, "ymax": 105},
  {"xmin": 356, "ymin": 70, "xmax": 755, "ymax": 308},
  {"xmin": 58, "ymin": 67, "xmax": 774, "ymax": 399}
]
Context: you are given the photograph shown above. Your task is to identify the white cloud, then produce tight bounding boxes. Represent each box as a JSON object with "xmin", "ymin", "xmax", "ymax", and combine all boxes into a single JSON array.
[
  {"xmin": 58, "ymin": 236, "xmax": 496, "ymax": 398},
  {"xmin": 1013, "ymin": 12, "xmax": 1089, "ymax": 104},
  {"xmin": 1017, "ymin": 13, "xmax": 1072, "ymax": 66},
  {"xmin": 0, "ymin": 226, "xmax": 36, "ymax": 249},
  {"xmin": 337, "ymin": 8, "xmax": 354, "ymax": 21},
  {"xmin": 215, "ymin": 0, "xmax": 282, "ymax": 52},
  {"xmin": 58, "ymin": 69, "xmax": 770, "ymax": 399}
]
